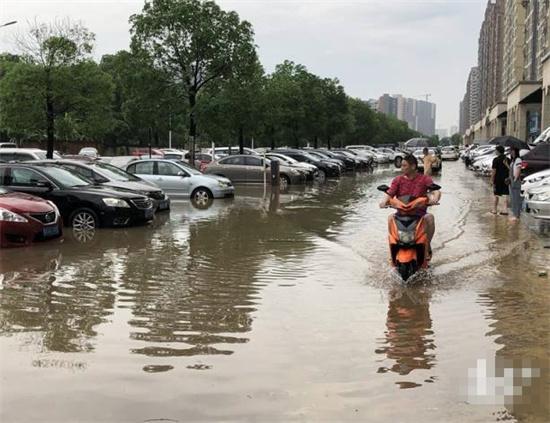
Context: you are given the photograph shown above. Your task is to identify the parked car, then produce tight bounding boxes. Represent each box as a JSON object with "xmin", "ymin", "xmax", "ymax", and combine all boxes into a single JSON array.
[
  {"xmin": 520, "ymin": 142, "xmax": 550, "ymax": 177},
  {"xmin": 412, "ymin": 149, "xmax": 442, "ymax": 173},
  {"xmin": 31, "ymin": 159, "xmax": 171, "ymax": 211},
  {"xmin": 521, "ymin": 168, "xmax": 550, "ymax": 196},
  {"xmin": 204, "ymin": 155, "xmax": 303, "ymax": 188},
  {"xmin": 531, "ymin": 126, "xmax": 550, "ymax": 146},
  {"xmin": 126, "ymin": 159, "xmax": 234, "ymax": 203},
  {"xmin": 204, "ymin": 146, "xmax": 258, "ymax": 157},
  {"xmin": 0, "ymin": 148, "xmax": 61, "ymax": 162},
  {"xmin": 308, "ymin": 150, "xmax": 348, "ymax": 171},
  {"xmin": 274, "ymin": 149, "xmax": 341, "ymax": 179},
  {"xmin": 102, "ymin": 156, "xmax": 139, "ymax": 169},
  {"xmin": 441, "ymin": 146, "xmax": 459, "ymax": 160},
  {"xmin": 265, "ymin": 153, "xmax": 318, "ymax": 181},
  {"xmin": 333, "ymin": 149, "xmax": 374, "ymax": 168},
  {"xmin": 0, "ymin": 163, "xmax": 154, "ymax": 229},
  {"xmin": 183, "ymin": 152, "xmax": 220, "ymax": 170},
  {"xmin": 524, "ymin": 183, "xmax": 550, "ymax": 220},
  {"xmin": 78, "ymin": 147, "xmax": 99, "ymax": 158},
  {"xmin": 0, "ymin": 142, "xmax": 17, "ymax": 149},
  {"xmin": 0, "ymin": 187, "xmax": 62, "ymax": 247},
  {"xmin": 131, "ymin": 148, "xmax": 165, "ymax": 158}
]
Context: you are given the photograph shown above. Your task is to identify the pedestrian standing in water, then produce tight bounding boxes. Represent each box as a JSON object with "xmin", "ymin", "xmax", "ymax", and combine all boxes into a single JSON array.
[
  {"xmin": 508, "ymin": 147, "xmax": 522, "ymax": 222},
  {"xmin": 490, "ymin": 145, "xmax": 509, "ymax": 215},
  {"xmin": 422, "ymin": 148, "xmax": 438, "ymax": 176}
]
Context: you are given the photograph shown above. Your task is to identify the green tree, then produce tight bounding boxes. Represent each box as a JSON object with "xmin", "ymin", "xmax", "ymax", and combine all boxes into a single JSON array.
[
  {"xmin": 100, "ymin": 50, "xmax": 186, "ymax": 149},
  {"xmin": 0, "ymin": 60, "xmax": 114, "ymax": 145},
  {"xmin": 130, "ymin": 0, "xmax": 257, "ymax": 164},
  {"xmin": 15, "ymin": 19, "xmax": 97, "ymax": 157}
]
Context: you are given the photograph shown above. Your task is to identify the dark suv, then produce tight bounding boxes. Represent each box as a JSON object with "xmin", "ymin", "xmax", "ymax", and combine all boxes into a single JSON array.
[
  {"xmin": 0, "ymin": 163, "xmax": 154, "ymax": 230},
  {"xmin": 30, "ymin": 159, "xmax": 170, "ymax": 211},
  {"xmin": 521, "ymin": 142, "xmax": 550, "ymax": 176}
]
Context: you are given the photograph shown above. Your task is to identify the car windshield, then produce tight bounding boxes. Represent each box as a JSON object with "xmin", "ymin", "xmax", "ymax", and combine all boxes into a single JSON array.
[
  {"xmin": 32, "ymin": 151, "xmax": 61, "ymax": 160},
  {"xmin": 93, "ymin": 162, "xmax": 141, "ymax": 182},
  {"xmin": 302, "ymin": 152, "xmax": 320, "ymax": 162},
  {"xmin": 268, "ymin": 155, "xmax": 290, "ymax": 165},
  {"xmin": 40, "ymin": 166, "xmax": 91, "ymax": 187},
  {"xmin": 175, "ymin": 160, "xmax": 203, "ymax": 175}
]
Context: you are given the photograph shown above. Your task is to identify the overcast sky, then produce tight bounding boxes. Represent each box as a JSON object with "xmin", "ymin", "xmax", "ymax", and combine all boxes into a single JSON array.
[{"xmin": 1, "ymin": 0, "xmax": 486, "ymax": 130}]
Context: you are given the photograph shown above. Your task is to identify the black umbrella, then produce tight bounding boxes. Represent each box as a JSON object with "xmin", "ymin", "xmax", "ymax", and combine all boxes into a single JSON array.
[{"xmin": 489, "ymin": 136, "xmax": 530, "ymax": 150}]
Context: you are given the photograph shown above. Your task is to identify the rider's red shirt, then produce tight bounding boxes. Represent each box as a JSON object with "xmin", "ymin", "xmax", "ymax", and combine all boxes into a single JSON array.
[{"xmin": 387, "ymin": 173, "xmax": 433, "ymax": 215}]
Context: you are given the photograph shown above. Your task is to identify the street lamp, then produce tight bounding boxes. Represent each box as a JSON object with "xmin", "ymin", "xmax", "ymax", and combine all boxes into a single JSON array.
[{"xmin": 0, "ymin": 21, "xmax": 17, "ymax": 29}]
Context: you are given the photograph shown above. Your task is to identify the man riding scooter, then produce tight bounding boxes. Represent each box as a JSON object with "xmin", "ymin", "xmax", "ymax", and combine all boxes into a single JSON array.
[{"xmin": 379, "ymin": 155, "xmax": 441, "ymax": 279}]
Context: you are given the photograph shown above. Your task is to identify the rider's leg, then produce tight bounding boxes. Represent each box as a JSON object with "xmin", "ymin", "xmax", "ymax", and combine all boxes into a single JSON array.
[{"xmin": 424, "ymin": 213, "xmax": 435, "ymax": 244}]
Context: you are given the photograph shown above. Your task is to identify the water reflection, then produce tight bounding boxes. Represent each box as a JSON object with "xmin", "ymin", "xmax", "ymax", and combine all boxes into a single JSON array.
[{"xmin": 375, "ymin": 287, "xmax": 436, "ymax": 389}]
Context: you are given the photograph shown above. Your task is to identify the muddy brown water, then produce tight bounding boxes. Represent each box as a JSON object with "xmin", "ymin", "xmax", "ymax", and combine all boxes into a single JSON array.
[{"xmin": 1, "ymin": 163, "xmax": 549, "ymax": 422}]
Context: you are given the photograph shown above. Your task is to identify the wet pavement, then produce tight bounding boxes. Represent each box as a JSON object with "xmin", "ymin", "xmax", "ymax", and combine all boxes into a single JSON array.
[{"xmin": 1, "ymin": 162, "xmax": 549, "ymax": 422}]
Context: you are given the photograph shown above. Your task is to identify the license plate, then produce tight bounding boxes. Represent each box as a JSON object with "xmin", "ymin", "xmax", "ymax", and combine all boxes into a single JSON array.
[
  {"xmin": 158, "ymin": 200, "xmax": 168, "ymax": 210},
  {"xmin": 43, "ymin": 225, "xmax": 60, "ymax": 237},
  {"xmin": 145, "ymin": 208, "xmax": 154, "ymax": 219}
]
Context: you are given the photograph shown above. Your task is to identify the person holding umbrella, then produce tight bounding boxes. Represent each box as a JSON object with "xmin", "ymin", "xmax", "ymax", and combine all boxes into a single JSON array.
[
  {"xmin": 508, "ymin": 147, "xmax": 523, "ymax": 222},
  {"xmin": 490, "ymin": 145, "xmax": 509, "ymax": 215}
]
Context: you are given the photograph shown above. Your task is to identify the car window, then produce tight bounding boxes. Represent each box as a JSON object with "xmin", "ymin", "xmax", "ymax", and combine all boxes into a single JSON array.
[
  {"xmin": 94, "ymin": 162, "xmax": 140, "ymax": 181},
  {"xmin": 245, "ymin": 156, "xmax": 263, "ymax": 166},
  {"xmin": 0, "ymin": 167, "xmax": 7, "ymax": 185},
  {"xmin": 130, "ymin": 161, "xmax": 154, "ymax": 175},
  {"xmin": 0, "ymin": 153, "xmax": 16, "ymax": 162},
  {"xmin": 9, "ymin": 168, "xmax": 48, "ymax": 186},
  {"xmin": 157, "ymin": 161, "xmax": 181, "ymax": 176},
  {"xmin": 220, "ymin": 156, "xmax": 245, "ymax": 165},
  {"xmin": 63, "ymin": 164, "xmax": 94, "ymax": 180},
  {"xmin": 533, "ymin": 144, "xmax": 549, "ymax": 158},
  {"xmin": 14, "ymin": 153, "xmax": 34, "ymax": 161}
]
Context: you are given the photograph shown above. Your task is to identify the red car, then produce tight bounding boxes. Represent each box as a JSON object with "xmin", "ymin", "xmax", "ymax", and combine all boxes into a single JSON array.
[{"xmin": 0, "ymin": 187, "xmax": 62, "ymax": 248}]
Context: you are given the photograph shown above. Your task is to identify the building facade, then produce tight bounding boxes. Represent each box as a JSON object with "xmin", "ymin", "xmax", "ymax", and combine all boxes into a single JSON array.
[{"xmin": 461, "ymin": 0, "xmax": 550, "ymax": 143}]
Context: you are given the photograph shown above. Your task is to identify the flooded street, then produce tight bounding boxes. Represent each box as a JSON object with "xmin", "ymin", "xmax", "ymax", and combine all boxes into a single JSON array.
[{"xmin": 1, "ymin": 162, "xmax": 549, "ymax": 422}]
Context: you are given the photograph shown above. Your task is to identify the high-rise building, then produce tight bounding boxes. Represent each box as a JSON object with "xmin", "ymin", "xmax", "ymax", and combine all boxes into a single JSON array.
[
  {"xmin": 467, "ymin": 67, "xmax": 482, "ymax": 125},
  {"xmin": 436, "ymin": 128, "xmax": 448, "ymax": 139},
  {"xmin": 450, "ymin": 125, "xmax": 459, "ymax": 135},
  {"xmin": 478, "ymin": 0, "xmax": 505, "ymax": 115},
  {"xmin": 376, "ymin": 94, "xmax": 398, "ymax": 117},
  {"xmin": 377, "ymin": 94, "xmax": 436, "ymax": 136},
  {"xmin": 502, "ymin": 0, "xmax": 527, "ymax": 97},
  {"xmin": 459, "ymin": 100, "xmax": 467, "ymax": 134}
]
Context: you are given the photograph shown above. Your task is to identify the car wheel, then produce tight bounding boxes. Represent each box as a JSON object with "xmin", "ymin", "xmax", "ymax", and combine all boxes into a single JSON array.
[
  {"xmin": 70, "ymin": 208, "xmax": 99, "ymax": 231},
  {"xmin": 191, "ymin": 187, "xmax": 213, "ymax": 207},
  {"xmin": 280, "ymin": 175, "xmax": 290, "ymax": 190},
  {"xmin": 394, "ymin": 156, "xmax": 403, "ymax": 168},
  {"xmin": 316, "ymin": 169, "xmax": 326, "ymax": 182}
]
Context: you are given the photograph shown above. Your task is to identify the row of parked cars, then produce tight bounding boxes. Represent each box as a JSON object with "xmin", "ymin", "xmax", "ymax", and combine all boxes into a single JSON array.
[
  {"xmin": 461, "ymin": 136, "xmax": 550, "ymax": 221},
  {"xmin": 0, "ymin": 144, "xmax": 388, "ymax": 248}
]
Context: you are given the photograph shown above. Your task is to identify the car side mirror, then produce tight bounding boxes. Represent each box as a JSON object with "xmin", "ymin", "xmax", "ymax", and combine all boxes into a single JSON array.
[
  {"xmin": 36, "ymin": 181, "xmax": 53, "ymax": 191},
  {"xmin": 177, "ymin": 171, "xmax": 188, "ymax": 177},
  {"xmin": 377, "ymin": 184, "xmax": 390, "ymax": 192}
]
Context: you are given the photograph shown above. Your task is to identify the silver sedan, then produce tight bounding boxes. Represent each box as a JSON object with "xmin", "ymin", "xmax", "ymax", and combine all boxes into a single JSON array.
[{"xmin": 126, "ymin": 159, "xmax": 234, "ymax": 205}]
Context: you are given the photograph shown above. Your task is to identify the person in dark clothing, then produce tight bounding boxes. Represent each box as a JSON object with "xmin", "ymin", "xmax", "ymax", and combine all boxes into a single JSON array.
[{"xmin": 490, "ymin": 145, "xmax": 509, "ymax": 215}]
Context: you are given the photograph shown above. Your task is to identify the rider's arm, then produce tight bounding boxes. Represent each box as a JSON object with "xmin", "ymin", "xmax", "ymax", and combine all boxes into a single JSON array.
[{"xmin": 379, "ymin": 177, "xmax": 399, "ymax": 208}]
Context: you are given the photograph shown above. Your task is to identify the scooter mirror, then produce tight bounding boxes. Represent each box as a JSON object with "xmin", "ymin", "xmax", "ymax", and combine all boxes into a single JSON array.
[
  {"xmin": 428, "ymin": 183, "xmax": 441, "ymax": 191},
  {"xmin": 377, "ymin": 184, "xmax": 390, "ymax": 192}
]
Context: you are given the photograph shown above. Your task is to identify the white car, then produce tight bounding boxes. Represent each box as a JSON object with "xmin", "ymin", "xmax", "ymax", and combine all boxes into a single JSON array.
[
  {"xmin": 441, "ymin": 147, "xmax": 459, "ymax": 160},
  {"xmin": 204, "ymin": 146, "xmax": 258, "ymax": 157},
  {"xmin": 78, "ymin": 147, "xmax": 99, "ymax": 158},
  {"xmin": 265, "ymin": 152, "xmax": 319, "ymax": 180},
  {"xmin": 521, "ymin": 168, "xmax": 550, "ymax": 196},
  {"xmin": 0, "ymin": 148, "xmax": 61, "ymax": 162},
  {"xmin": 376, "ymin": 148, "xmax": 397, "ymax": 161},
  {"xmin": 126, "ymin": 159, "xmax": 235, "ymax": 203},
  {"xmin": 531, "ymin": 126, "xmax": 550, "ymax": 146},
  {"xmin": 524, "ymin": 183, "xmax": 550, "ymax": 220}
]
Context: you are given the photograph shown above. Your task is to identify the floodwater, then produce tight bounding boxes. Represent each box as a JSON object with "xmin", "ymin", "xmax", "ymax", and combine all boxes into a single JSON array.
[{"xmin": 1, "ymin": 162, "xmax": 549, "ymax": 422}]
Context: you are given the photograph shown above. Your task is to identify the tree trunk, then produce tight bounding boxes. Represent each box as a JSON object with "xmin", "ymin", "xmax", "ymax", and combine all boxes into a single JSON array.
[
  {"xmin": 313, "ymin": 135, "xmax": 318, "ymax": 149},
  {"xmin": 45, "ymin": 71, "xmax": 55, "ymax": 159},
  {"xmin": 270, "ymin": 126, "xmax": 275, "ymax": 150},
  {"xmin": 238, "ymin": 125, "xmax": 244, "ymax": 154},
  {"xmin": 188, "ymin": 90, "xmax": 197, "ymax": 167},
  {"xmin": 327, "ymin": 135, "xmax": 332, "ymax": 150}
]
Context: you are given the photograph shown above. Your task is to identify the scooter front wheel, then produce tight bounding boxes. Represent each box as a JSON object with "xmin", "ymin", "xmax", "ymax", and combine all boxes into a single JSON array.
[{"xmin": 397, "ymin": 261, "xmax": 418, "ymax": 281}]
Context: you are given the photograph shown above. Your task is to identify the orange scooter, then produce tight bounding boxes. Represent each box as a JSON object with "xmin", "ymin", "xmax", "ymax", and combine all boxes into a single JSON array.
[{"xmin": 377, "ymin": 184, "xmax": 441, "ymax": 281}]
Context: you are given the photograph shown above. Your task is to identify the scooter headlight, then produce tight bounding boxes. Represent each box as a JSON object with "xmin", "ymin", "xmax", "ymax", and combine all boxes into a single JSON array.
[{"xmin": 398, "ymin": 230, "xmax": 415, "ymax": 244}]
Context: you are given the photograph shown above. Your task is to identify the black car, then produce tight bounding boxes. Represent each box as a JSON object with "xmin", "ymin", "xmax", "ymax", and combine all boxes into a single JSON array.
[
  {"xmin": 275, "ymin": 149, "xmax": 341, "ymax": 178},
  {"xmin": 521, "ymin": 142, "xmax": 550, "ymax": 176},
  {"xmin": 333, "ymin": 149, "xmax": 373, "ymax": 169},
  {"xmin": 30, "ymin": 159, "xmax": 170, "ymax": 211},
  {"xmin": 0, "ymin": 163, "xmax": 155, "ymax": 229},
  {"xmin": 315, "ymin": 150, "xmax": 357, "ymax": 171}
]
